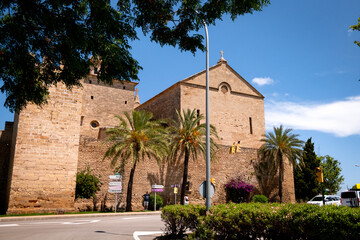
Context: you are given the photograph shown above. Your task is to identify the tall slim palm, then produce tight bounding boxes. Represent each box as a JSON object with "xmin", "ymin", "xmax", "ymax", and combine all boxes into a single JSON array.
[
  {"xmin": 259, "ymin": 125, "xmax": 303, "ymax": 203},
  {"xmin": 169, "ymin": 109, "xmax": 218, "ymax": 205},
  {"xmin": 103, "ymin": 110, "xmax": 168, "ymax": 211}
]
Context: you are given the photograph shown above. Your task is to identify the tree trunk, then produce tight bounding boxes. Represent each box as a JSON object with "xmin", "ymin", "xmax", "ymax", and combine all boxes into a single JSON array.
[
  {"xmin": 180, "ymin": 148, "xmax": 189, "ymax": 205},
  {"xmin": 126, "ymin": 160, "xmax": 137, "ymax": 212},
  {"xmin": 278, "ymin": 152, "xmax": 284, "ymax": 203}
]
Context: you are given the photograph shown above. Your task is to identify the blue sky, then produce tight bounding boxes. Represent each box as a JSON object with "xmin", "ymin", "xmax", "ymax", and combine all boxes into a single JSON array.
[{"xmin": 1, "ymin": 0, "xmax": 359, "ymax": 194}]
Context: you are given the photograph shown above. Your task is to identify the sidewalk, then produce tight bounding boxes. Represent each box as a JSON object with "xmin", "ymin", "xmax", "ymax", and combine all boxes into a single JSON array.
[{"xmin": 0, "ymin": 211, "xmax": 162, "ymax": 222}]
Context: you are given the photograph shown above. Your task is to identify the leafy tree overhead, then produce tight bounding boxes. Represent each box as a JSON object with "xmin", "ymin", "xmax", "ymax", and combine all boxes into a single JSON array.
[
  {"xmin": 103, "ymin": 110, "xmax": 168, "ymax": 211},
  {"xmin": 259, "ymin": 125, "xmax": 303, "ymax": 203},
  {"xmin": 350, "ymin": 17, "xmax": 360, "ymax": 47},
  {"xmin": 320, "ymin": 155, "xmax": 344, "ymax": 195},
  {"xmin": 294, "ymin": 137, "xmax": 320, "ymax": 202},
  {"xmin": 169, "ymin": 109, "xmax": 218, "ymax": 205},
  {"xmin": 0, "ymin": 0, "xmax": 270, "ymax": 112}
]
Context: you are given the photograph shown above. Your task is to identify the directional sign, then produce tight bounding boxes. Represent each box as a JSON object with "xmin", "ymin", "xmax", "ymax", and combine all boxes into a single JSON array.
[
  {"xmin": 152, "ymin": 185, "xmax": 164, "ymax": 189},
  {"xmin": 108, "ymin": 184, "xmax": 122, "ymax": 193},
  {"xmin": 109, "ymin": 182, "xmax": 122, "ymax": 186},
  {"xmin": 199, "ymin": 181, "xmax": 215, "ymax": 198},
  {"xmin": 109, "ymin": 175, "xmax": 122, "ymax": 180}
]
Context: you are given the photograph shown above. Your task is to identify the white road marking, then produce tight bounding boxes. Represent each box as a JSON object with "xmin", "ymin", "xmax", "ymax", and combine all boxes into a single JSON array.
[
  {"xmin": 29, "ymin": 219, "xmax": 100, "ymax": 225},
  {"xmin": 0, "ymin": 224, "xmax": 19, "ymax": 227},
  {"xmin": 123, "ymin": 216, "xmax": 152, "ymax": 220},
  {"xmin": 133, "ymin": 231, "xmax": 163, "ymax": 240}
]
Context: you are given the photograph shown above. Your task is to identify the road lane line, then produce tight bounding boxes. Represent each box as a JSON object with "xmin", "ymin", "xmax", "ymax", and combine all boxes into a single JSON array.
[
  {"xmin": 0, "ymin": 224, "xmax": 19, "ymax": 227},
  {"xmin": 123, "ymin": 216, "xmax": 153, "ymax": 220},
  {"xmin": 133, "ymin": 231, "xmax": 163, "ymax": 240}
]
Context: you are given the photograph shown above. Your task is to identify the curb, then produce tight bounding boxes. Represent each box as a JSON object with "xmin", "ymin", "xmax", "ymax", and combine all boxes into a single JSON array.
[{"xmin": 0, "ymin": 211, "xmax": 161, "ymax": 222}]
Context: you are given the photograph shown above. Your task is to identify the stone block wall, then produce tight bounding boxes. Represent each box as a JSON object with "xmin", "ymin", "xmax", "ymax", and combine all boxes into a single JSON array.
[
  {"xmin": 80, "ymin": 77, "xmax": 137, "ymax": 139},
  {"xmin": 77, "ymin": 137, "xmax": 277, "ymax": 210},
  {"xmin": 0, "ymin": 122, "xmax": 14, "ymax": 213},
  {"xmin": 7, "ymin": 83, "xmax": 83, "ymax": 214}
]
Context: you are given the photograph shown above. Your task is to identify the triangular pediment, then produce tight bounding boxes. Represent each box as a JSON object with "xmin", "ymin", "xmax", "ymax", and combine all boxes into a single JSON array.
[{"xmin": 180, "ymin": 62, "xmax": 263, "ymax": 98}]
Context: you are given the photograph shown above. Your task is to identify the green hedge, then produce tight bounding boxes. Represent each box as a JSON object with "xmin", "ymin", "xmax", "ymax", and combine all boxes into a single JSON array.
[
  {"xmin": 148, "ymin": 194, "xmax": 163, "ymax": 211},
  {"xmin": 161, "ymin": 203, "xmax": 360, "ymax": 240}
]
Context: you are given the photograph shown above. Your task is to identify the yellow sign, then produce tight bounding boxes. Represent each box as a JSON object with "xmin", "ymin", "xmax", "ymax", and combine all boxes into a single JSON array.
[
  {"xmin": 174, "ymin": 187, "xmax": 178, "ymax": 194},
  {"xmin": 315, "ymin": 167, "xmax": 323, "ymax": 183}
]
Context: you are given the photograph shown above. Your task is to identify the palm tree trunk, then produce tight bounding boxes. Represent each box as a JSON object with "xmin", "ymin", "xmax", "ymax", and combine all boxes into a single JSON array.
[
  {"xmin": 180, "ymin": 148, "xmax": 189, "ymax": 205},
  {"xmin": 126, "ymin": 159, "xmax": 137, "ymax": 211},
  {"xmin": 278, "ymin": 152, "xmax": 283, "ymax": 203}
]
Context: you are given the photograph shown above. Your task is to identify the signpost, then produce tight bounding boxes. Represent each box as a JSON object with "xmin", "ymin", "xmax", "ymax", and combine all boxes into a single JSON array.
[
  {"xmin": 151, "ymin": 184, "xmax": 164, "ymax": 211},
  {"xmin": 171, "ymin": 184, "xmax": 180, "ymax": 204},
  {"xmin": 108, "ymin": 174, "xmax": 122, "ymax": 213}
]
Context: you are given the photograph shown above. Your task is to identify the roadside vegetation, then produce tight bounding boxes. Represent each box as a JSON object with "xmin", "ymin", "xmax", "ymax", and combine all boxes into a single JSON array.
[{"xmin": 161, "ymin": 203, "xmax": 360, "ymax": 240}]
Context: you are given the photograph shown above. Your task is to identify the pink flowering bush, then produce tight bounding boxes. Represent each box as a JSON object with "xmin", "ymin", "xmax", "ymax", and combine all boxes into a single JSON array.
[{"xmin": 224, "ymin": 176, "xmax": 254, "ymax": 203}]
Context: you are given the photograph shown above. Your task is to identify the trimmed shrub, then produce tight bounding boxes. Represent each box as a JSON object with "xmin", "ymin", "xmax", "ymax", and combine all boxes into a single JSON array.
[
  {"xmin": 161, "ymin": 204, "xmax": 206, "ymax": 237},
  {"xmin": 162, "ymin": 203, "xmax": 360, "ymax": 240},
  {"xmin": 148, "ymin": 194, "xmax": 163, "ymax": 211},
  {"xmin": 75, "ymin": 168, "xmax": 102, "ymax": 199},
  {"xmin": 252, "ymin": 194, "xmax": 268, "ymax": 203}
]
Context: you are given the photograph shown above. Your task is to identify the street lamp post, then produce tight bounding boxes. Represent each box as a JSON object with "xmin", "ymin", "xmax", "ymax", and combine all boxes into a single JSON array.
[{"xmin": 198, "ymin": 14, "xmax": 211, "ymax": 212}]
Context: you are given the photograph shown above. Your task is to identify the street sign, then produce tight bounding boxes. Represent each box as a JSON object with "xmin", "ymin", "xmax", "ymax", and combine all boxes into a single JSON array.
[
  {"xmin": 152, "ymin": 188, "xmax": 164, "ymax": 192},
  {"xmin": 109, "ymin": 175, "xmax": 122, "ymax": 180},
  {"xmin": 174, "ymin": 187, "xmax": 178, "ymax": 194},
  {"xmin": 199, "ymin": 181, "xmax": 215, "ymax": 198},
  {"xmin": 152, "ymin": 185, "xmax": 164, "ymax": 189},
  {"xmin": 109, "ymin": 182, "xmax": 122, "ymax": 186}
]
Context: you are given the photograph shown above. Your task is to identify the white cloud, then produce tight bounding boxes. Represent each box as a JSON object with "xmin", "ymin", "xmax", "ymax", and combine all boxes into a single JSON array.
[
  {"xmin": 265, "ymin": 96, "xmax": 360, "ymax": 137},
  {"xmin": 252, "ymin": 77, "xmax": 274, "ymax": 86}
]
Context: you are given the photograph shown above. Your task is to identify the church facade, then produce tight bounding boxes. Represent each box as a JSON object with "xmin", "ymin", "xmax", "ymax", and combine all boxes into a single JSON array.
[{"xmin": 0, "ymin": 55, "xmax": 295, "ymax": 214}]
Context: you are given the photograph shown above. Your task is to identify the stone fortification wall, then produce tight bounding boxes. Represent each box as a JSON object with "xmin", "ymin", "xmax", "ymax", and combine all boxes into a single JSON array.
[
  {"xmin": 0, "ymin": 122, "xmax": 14, "ymax": 213},
  {"xmin": 77, "ymin": 137, "xmax": 273, "ymax": 211},
  {"xmin": 80, "ymin": 76, "xmax": 137, "ymax": 139},
  {"xmin": 7, "ymin": 83, "xmax": 83, "ymax": 214},
  {"xmin": 135, "ymin": 84, "xmax": 181, "ymax": 122}
]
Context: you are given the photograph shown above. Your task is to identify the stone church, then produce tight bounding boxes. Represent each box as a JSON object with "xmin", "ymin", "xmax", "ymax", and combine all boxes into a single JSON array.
[{"xmin": 0, "ymin": 54, "xmax": 295, "ymax": 214}]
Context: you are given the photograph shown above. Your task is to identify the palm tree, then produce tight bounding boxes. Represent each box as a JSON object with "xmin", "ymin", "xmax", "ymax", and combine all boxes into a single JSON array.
[
  {"xmin": 259, "ymin": 125, "xmax": 303, "ymax": 203},
  {"xmin": 103, "ymin": 110, "xmax": 168, "ymax": 211},
  {"xmin": 169, "ymin": 109, "xmax": 218, "ymax": 205}
]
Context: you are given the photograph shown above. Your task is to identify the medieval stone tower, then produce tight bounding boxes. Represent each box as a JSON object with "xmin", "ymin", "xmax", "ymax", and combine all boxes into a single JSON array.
[{"xmin": 1, "ymin": 67, "xmax": 138, "ymax": 214}]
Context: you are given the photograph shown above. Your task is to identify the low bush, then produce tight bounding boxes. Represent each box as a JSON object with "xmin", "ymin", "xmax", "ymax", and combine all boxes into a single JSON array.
[
  {"xmin": 75, "ymin": 168, "xmax": 102, "ymax": 199},
  {"xmin": 148, "ymin": 194, "xmax": 163, "ymax": 211},
  {"xmin": 161, "ymin": 204, "xmax": 206, "ymax": 237},
  {"xmin": 252, "ymin": 194, "xmax": 268, "ymax": 203},
  {"xmin": 162, "ymin": 203, "xmax": 360, "ymax": 240}
]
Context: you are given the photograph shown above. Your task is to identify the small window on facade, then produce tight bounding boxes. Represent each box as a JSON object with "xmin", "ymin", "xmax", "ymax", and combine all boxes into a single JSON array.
[
  {"xmin": 94, "ymin": 68, "xmax": 98, "ymax": 74},
  {"xmin": 90, "ymin": 120, "xmax": 100, "ymax": 128},
  {"xmin": 125, "ymin": 101, "xmax": 127, "ymax": 104},
  {"xmin": 80, "ymin": 116, "xmax": 84, "ymax": 126},
  {"xmin": 249, "ymin": 117, "xmax": 253, "ymax": 134},
  {"xmin": 89, "ymin": 80, "xmax": 92, "ymax": 84},
  {"xmin": 221, "ymin": 85, "xmax": 228, "ymax": 93},
  {"xmin": 91, "ymin": 96, "xmax": 94, "ymax": 99},
  {"xmin": 196, "ymin": 109, "xmax": 200, "ymax": 126},
  {"xmin": 123, "ymin": 86, "xmax": 126, "ymax": 89}
]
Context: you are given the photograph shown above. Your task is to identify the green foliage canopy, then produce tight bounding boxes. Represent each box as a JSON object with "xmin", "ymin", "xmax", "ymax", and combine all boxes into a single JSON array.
[
  {"xmin": 75, "ymin": 168, "xmax": 102, "ymax": 199},
  {"xmin": 103, "ymin": 110, "xmax": 168, "ymax": 211},
  {"xmin": 0, "ymin": 0, "xmax": 270, "ymax": 112},
  {"xmin": 350, "ymin": 17, "xmax": 360, "ymax": 47},
  {"xmin": 294, "ymin": 137, "xmax": 320, "ymax": 202},
  {"xmin": 320, "ymin": 155, "xmax": 344, "ymax": 195},
  {"xmin": 260, "ymin": 125, "xmax": 303, "ymax": 203}
]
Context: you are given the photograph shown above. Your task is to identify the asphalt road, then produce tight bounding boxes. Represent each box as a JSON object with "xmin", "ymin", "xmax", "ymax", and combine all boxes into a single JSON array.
[{"xmin": 0, "ymin": 213, "xmax": 165, "ymax": 240}]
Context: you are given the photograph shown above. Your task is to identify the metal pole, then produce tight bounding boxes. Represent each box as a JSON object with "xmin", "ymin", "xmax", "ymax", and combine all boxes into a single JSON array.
[
  {"xmin": 115, "ymin": 193, "xmax": 117, "ymax": 213},
  {"xmin": 154, "ymin": 191, "xmax": 157, "ymax": 211},
  {"xmin": 195, "ymin": 10, "xmax": 211, "ymax": 212},
  {"xmin": 203, "ymin": 20, "xmax": 211, "ymax": 212}
]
